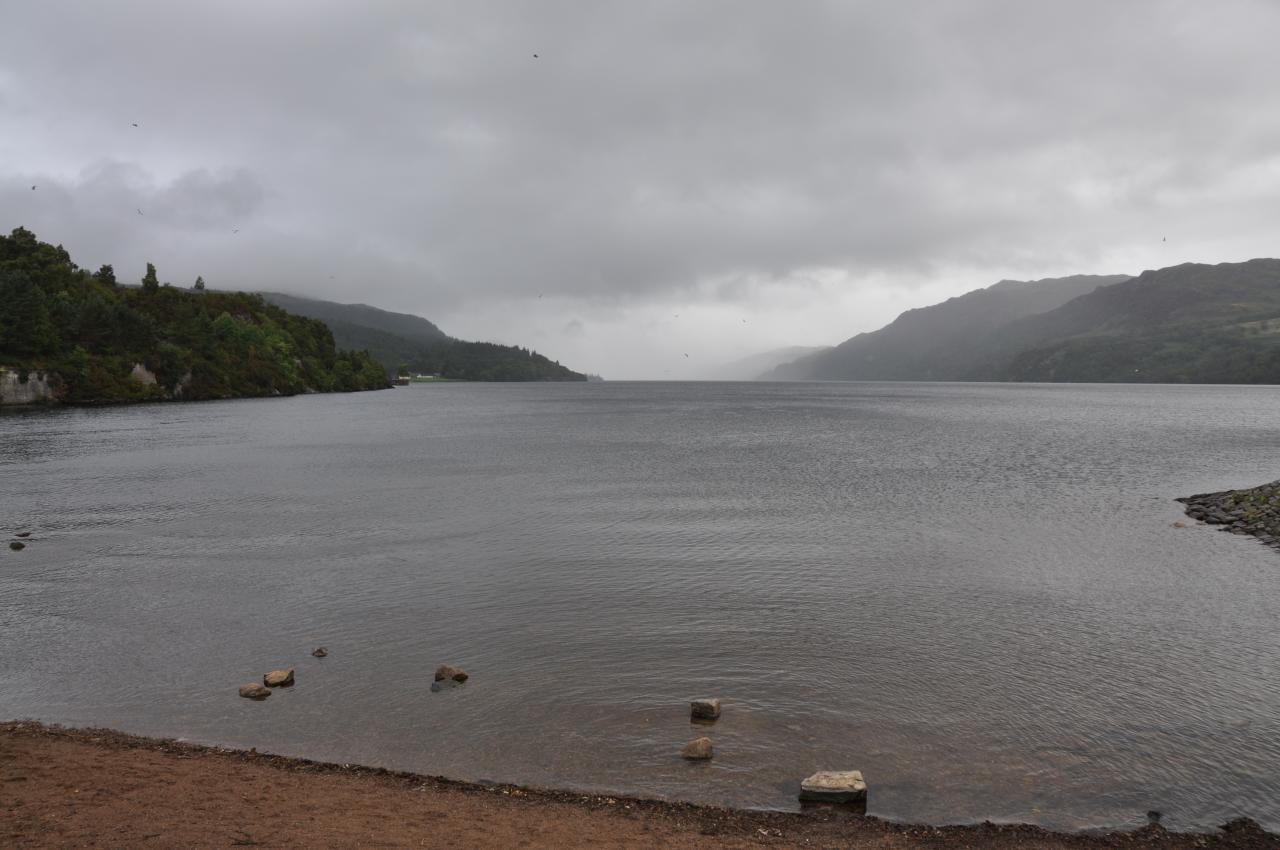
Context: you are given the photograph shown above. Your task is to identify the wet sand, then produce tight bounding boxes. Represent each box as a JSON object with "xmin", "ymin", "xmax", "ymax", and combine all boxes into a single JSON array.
[{"xmin": 3, "ymin": 722, "xmax": 1275, "ymax": 850}]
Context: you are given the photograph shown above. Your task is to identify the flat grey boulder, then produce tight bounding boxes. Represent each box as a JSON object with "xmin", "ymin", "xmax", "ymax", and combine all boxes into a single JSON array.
[
  {"xmin": 680, "ymin": 737, "xmax": 713, "ymax": 760},
  {"xmin": 239, "ymin": 683, "xmax": 271, "ymax": 699},
  {"xmin": 263, "ymin": 668, "xmax": 295, "ymax": 687},
  {"xmin": 690, "ymin": 698, "xmax": 721, "ymax": 721},
  {"xmin": 799, "ymin": 770, "xmax": 866, "ymax": 803},
  {"xmin": 434, "ymin": 664, "xmax": 468, "ymax": 682}
]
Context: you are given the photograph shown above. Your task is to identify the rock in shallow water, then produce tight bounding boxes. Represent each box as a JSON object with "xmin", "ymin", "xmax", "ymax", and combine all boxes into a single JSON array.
[
  {"xmin": 690, "ymin": 698, "xmax": 721, "ymax": 721},
  {"xmin": 8, "ymin": 541, "xmax": 24, "ymax": 551},
  {"xmin": 680, "ymin": 737, "xmax": 713, "ymax": 760},
  {"xmin": 263, "ymin": 668, "xmax": 294, "ymax": 687},
  {"xmin": 434, "ymin": 665, "xmax": 468, "ymax": 682},
  {"xmin": 799, "ymin": 770, "xmax": 867, "ymax": 803},
  {"xmin": 311, "ymin": 647, "xmax": 328, "ymax": 658},
  {"xmin": 239, "ymin": 683, "xmax": 271, "ymax": 699}
]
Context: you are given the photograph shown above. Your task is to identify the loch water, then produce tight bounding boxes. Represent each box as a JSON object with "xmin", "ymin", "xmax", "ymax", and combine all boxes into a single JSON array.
[{"xmin": 2, "ymin": 381, "xmax": 1278, "ymax": 831}]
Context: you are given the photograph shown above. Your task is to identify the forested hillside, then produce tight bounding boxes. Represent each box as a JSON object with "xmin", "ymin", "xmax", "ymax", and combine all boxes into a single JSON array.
[
  {"xmin": 768, "ymin": 274, "xmax": 1126, "ymax": 381},
  {"xmin": 0, "ymin": 227, "xmax": 387, "ymax": 403},
  {"xmin": 770, "ymin": 261, "xmax": 1280, "ymax": 384},
  {"xmin": 261, "ymin": 292, "xmax": 586, "ymax": 382},
  {"xmin": 992, "ymin": 260, "xmax": 1280, "ymax": 382}
]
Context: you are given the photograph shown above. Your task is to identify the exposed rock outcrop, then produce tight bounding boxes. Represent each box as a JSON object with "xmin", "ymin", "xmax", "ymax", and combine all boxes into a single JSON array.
[
  {"xmin": 130, "ymin": 363, "xmax": 158, "ymax": 386},
  {"xmin": 0, "ymin": 369, "xmax": 55, "ymax": 405},
  {"xmin": 1178, "ymin": 481, "xmax": 1280, "ymax": 552}
]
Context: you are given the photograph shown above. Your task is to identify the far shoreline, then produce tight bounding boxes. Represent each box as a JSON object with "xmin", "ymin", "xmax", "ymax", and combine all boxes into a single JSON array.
[{"xmin": 2, "ymin": 720, "xmax": 1275, "ymax": 849}]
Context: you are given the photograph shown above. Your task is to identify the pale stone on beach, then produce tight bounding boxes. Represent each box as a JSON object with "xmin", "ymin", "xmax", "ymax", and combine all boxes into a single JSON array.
[
  {"xmin": 263, "ymin": 668, "xmax": 294, "ymax": 687},
  {"xmin": 239, "ymin": 683, "xmax": 271, "ymax": 699},
  {"xmin": 434, "ymin": 665, "xmax": 468, "ymax": 682},
  {"xmin": 799, "ymin": 770, "xmax": 867, "ymax": 803},
  {"xmin": 680, "ymin": 737, "xmax": 713, "ymax": 760},
  {"xmin": 690, "ymin": 698, "xmax": 721, "ymax": 720}
]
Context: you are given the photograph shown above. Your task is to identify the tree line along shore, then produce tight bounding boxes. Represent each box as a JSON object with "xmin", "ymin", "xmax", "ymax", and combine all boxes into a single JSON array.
[
  {"xmin": 0, "ymin": 227, "xmax": 587, "ymax": 406},
  {"xmin": 0, "ymin": 227, "xmax": 387, "ymax": 404}
]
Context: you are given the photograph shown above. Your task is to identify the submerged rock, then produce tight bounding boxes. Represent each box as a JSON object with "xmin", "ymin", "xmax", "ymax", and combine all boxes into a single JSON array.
[
  {"xmin": 263, "ymin": 668, "xmax": 295, "ymax": 687},
  {"xmin": 15, "ymin": 531, "xmax": 31, "ymax": 538},
  {"xmin": 239, "ymin": 683, "xmax": 271, "ymax": 699},
  {"xmin": 434, "ymin": 665, "xmax": 468, "ymax": 683},
  {"xmin": 9, "ymin": 541, "xmax": 24, "ymax": 551},
  {"xmin": 799, "ymin": 770, "xmax": 867, "ymax": 803},
  {"xmin": 680, "ymin": 737, "xmax": 713, "ymax": 760},
  {"xmin": 311, "ymin": 647, "xmax": 328, "ymax": 658},
  {"xmin": 690, "ymin": 698, "xmax": 721, "ymax": 721}
]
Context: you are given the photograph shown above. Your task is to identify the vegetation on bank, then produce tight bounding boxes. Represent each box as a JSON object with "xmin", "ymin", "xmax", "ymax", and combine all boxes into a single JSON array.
[{"xmin": 0, "ymin": 227, "xmax": 387, "ymax": 403}]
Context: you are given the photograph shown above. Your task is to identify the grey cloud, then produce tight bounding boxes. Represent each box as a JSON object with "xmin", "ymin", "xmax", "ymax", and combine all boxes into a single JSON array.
[{"xmin": 4, "ymin": 2, "xmax": 1280, "ymax": 375}]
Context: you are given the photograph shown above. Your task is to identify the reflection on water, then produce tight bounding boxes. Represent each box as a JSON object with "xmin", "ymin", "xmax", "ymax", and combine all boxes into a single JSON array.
[{"xmin": 2, "ymin": 381, "xmax": 1279, "ymax": 832}]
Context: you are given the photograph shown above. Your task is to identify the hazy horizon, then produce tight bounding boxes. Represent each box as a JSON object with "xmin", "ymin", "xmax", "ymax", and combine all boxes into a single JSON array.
[{"xmin": 5, "ymin": 2, "xmax": 1280, "ymax": 378}]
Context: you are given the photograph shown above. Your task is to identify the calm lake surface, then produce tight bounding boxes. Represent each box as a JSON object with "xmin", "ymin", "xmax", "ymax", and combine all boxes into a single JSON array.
[{"xmin": 2, "ymin": 381, "xmax": 1279, "ymax": 831}]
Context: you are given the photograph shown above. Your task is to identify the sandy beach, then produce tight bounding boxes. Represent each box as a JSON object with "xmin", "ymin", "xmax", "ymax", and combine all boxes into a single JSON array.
[{"xmin": 3, "ymin": 721, "xmax": 1275, "ymax": 850}]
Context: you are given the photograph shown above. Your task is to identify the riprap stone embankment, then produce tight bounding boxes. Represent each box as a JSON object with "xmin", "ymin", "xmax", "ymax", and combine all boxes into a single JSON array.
[{"xmin": 1178, "ymin": 481, "xmax": 1280, "ymax": 552}]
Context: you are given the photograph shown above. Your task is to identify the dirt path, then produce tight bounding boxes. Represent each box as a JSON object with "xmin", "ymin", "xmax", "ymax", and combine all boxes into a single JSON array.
[{"xmin": 2, "ymin": 722, "xmax": 1275, "ymax": 850}]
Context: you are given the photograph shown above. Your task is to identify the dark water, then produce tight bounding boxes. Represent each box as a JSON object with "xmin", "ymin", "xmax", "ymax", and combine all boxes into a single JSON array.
[{"xmin": 2, "ymin": 381, "xmax": 1279, "ymax": 832}]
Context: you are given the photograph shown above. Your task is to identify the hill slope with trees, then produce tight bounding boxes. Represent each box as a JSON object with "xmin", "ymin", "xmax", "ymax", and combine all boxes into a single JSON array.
[
  {"xmin": 769, "ymin": 261, "xmax": 1280, "ymax": 384},
  {"xmin": 0, "ymin": 228, "xmax": 388, "ymax": 404},
  {"xmin": 260, "ymin": 292, "xmax": 586, "ymax": 382},
  {"xmin": 989, "ymin": 259, "xmax": 1280, "ymax": 383},
  {"xmin": 767, "ymin": 274, "xmax": 1128, "ymax": 381}
]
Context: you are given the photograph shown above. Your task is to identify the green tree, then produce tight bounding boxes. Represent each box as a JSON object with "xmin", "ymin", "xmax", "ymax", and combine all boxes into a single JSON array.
[
  {"xmin": 0, "ymin": 272, "xmax": 58, "ymax": 354},
  {"xmin": 193, "ymin": 275, "xmax": 205, "ymax": 292},
  {"xmin": 1, "ymin": 227, "xmax": 393, "ymax": 401},
  {"xmin": 141, "ymin": 262, "xmax": 159, "ymax": 294}
]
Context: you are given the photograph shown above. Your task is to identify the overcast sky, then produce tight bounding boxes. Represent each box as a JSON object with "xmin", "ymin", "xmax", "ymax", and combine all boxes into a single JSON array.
[{"xmin": 4, "ymin": 1, "xmax": 1280, "ymax": 378}]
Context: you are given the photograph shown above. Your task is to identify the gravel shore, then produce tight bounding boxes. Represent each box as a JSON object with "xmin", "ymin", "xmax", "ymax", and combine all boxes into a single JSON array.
[{"xmin": 3, "ymin": 721, "xmax": 1276, "ymax": 850}]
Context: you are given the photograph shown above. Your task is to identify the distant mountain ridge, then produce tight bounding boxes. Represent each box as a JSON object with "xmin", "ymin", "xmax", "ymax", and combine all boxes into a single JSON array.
[
  {"xmin": 263, "ymin": 292, "xmax": 448, "ymax": 349},
  {"xmin": 770, "ymin": 259, "xmax": 1280, "ymax": 384},
  {"xmin": 768, "ymin": 274, "xmax": 1128, "ymax": 381},
  {"xmin": 709, "ymin": 345, "xmax": 830, "ymax": 380},
  {"xmin": 992, "ymin": 259, "xmax": 1280, "ymax": 383},
  {"xmin": 260, "ymin": 292, "xmax": 586, "ymax": 382}
]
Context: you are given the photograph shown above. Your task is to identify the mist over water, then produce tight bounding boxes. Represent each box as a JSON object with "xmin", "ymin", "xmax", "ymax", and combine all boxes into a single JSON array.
[{"xmin": 2, "ymin": 381, "xmax": 1278, "ymax": 832}]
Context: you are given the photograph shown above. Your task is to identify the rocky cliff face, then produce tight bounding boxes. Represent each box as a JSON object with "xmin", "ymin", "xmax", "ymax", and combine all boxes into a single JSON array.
[
  {"xmin": 0, "ymin": 363, "xmax": 194, "ymax": 405},
  {"xmin": 0, "ymin": 369, "xmax": 55, "ymax": 405}
]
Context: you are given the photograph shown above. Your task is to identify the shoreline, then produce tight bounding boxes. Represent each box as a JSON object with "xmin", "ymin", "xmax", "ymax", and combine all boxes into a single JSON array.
[
  {"xmin": 3, "ymin": 721, "xmax": 1275, "ymax": 849},
  {"xmin": 1178, "ymin": 480, "xmax": 1280, "ymax": 553}
]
